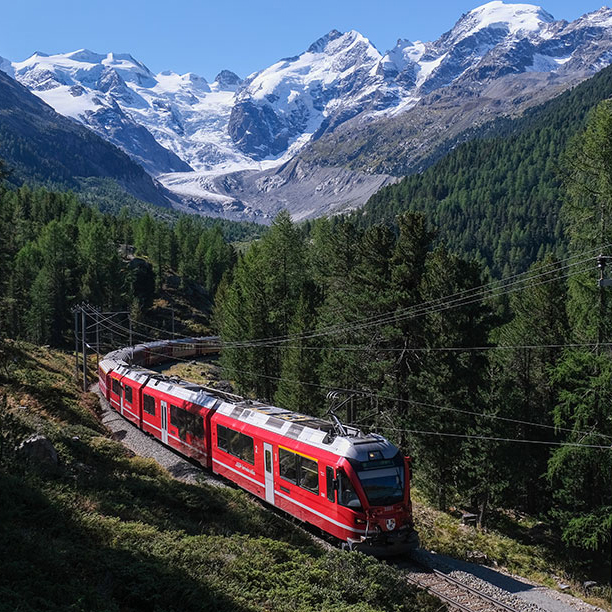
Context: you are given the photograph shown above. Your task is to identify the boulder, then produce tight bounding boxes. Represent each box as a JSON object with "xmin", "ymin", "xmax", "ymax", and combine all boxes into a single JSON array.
[{"xmin": 18, "ymin": 434, "xmax": 59, "ymax": 472}]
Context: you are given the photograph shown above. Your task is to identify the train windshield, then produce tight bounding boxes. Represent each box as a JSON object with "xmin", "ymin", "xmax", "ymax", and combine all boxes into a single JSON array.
[{"xmin": 352, "ymin": 452, "xmax": 405, "ymax": 506}]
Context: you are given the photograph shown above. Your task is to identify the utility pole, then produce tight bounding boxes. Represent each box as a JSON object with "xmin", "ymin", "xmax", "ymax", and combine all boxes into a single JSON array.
[
  {"xmin": 95, "ymin": 307, "xmax": 100, "ymax": 371},
  {"xmin": 595, "ymin": 255, "xmax": 612, "ymax": 610},
  {"xmin": 81, "ymin": 307, "xmax": 87, "ymax": 392},
  {"xmin": 73, "ymin": 307, "xmax": 79, "ymax": 382}
]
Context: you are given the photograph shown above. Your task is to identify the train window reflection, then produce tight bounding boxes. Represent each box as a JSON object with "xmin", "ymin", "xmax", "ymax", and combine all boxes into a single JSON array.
[
  {"xmin": 338, "ymin": 470, "xmax": 361, "ymax": 510},
  {"xmin": 143, "ymin": 394, "xmax": 156, "ymax": 416},
  {"xmin": 279, "ymin": 447, "xmax": 319, "ymax": 494},
  {"xmin": 279, "ymin": 447, "xmax": 297, "ymax": 482},
  {"xmin": 357, "ymin": 467, "xmax": 404, "ymax": 506},
  {"xmin": 217, "ymin": 424, "xmax": 254, "ymax": 464}
]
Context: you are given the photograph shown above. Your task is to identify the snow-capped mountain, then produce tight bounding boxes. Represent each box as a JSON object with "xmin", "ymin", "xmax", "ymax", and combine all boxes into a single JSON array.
[
  {"xmin": 228, "ymin": 30, "xmax": 383, "ymax": 159},
  {"xmin": 2, "ymin": 1, "xmax": 612, "ymax": 221}
]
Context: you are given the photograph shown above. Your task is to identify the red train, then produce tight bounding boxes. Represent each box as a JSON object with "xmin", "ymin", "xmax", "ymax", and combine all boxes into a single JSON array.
[{"xmin": 98, "ymin": 337, "xmax": 419, "ymax": 555}]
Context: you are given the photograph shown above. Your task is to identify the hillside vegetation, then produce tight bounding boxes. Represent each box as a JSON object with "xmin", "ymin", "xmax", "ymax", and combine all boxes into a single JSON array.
[
  {"xmin": 357, "ymin": 63, "xmax": 612, "ymax": 276},
  {"xmin": 0, "ymin": 341, "xmax": 441, "ymax": 612},
  {"xmin": 0, "ymin": 183, "xmax": 262, "ymax": 348},
  {"xmin": 217, "ymin": 96, "xmax": 612, "ymax": 579}
]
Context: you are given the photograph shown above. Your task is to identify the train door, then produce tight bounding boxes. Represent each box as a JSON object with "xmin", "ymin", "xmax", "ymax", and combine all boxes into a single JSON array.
[
  {"xmin": 161, "ymin": 400, "xmax": 168, "ymax": 444},
  {"xmin": 263, "ymin": 442, "xmax": 275, "ymax": 504},
  {"xmin": 120, "ymin": 383, "xmax": 124, "ymax": 416}
]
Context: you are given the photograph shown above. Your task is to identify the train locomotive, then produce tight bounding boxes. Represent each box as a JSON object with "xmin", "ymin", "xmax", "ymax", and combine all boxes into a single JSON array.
[{"xmin": 98, "ymin": 337, "xmax": 419, "ymax": 556}]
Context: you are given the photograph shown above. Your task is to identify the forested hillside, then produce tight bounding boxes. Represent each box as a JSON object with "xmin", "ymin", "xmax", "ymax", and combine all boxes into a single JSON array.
[
  {"xmin": 357, "ymin": 63, "xmax": 612, "ymax": 277},
  {"xmin": 217, "ymin": 102, "xmax": 612, "ymax": 580},
  {"xmin": 0, "ymin": 182, "xmax": 251, "ymax": 347},
  {"xmin": 0, "ymin": 343, "xmax": 440, "ymax": 612},
  {"xmin": 1, "ymin": 67, "xmax": 611, "ymax": 605}
]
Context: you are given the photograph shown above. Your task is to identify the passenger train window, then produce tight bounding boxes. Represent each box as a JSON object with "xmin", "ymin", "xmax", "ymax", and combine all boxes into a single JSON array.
[
  {"xmin": 279, "ymin": 447, "xmax": 319, "ymax": 495},
  {"xmin": 265, "ymin": 450, "xmax": 272, "ymax": 473},
  {"xmin": 170, "ymin": 404, "xmax": 205, "ymax": 440},
  {"xmin": 124, "ymin": 385, "xmax": 133, "ymax": 404},
  {"xmin": 279, "ymin": 448, "xmax": 297, "ymax": 483},
  {"xmin": 338, "ymin": 470, "xmax": 362, "ymax": 510},
  {"xmin": 112, "ymin": 379, "xmax": 121, "ymax": 396},
  {"xmin": 143, "ymin": 394, "xmax": 156, "ymax": 416},
  {"xmin": 194, "ymin": 415, "xmax": 204, "ymax": 438},
  {"xmin": 299, "ymin": 456, "xmax": 318, "ymax": 493},
  {"xmin": 216, "ymin": 425, "xmax": 254, "ymax": 464},
  {"xmin": 326, "ymin": 466, "xmax": 335, "ymax": 502}
]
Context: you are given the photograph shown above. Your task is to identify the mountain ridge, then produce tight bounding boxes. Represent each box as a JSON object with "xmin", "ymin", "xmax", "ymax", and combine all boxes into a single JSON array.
[{"xmin": 2, "ymin": 2, "xmax": 612, "ymax": 221}]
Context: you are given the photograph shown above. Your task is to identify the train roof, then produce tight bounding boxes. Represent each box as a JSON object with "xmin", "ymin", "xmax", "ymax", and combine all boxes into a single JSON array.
[
  {"xmin": 101, "ymin": 341, "xmax": 399, "ymax": 461},
  {"xmin": 214, "ymin": 398, "xmax": 396, "ymax": 459}
]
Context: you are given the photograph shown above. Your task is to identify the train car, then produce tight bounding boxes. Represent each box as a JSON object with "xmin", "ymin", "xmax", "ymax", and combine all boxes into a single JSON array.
[
  {"xmin": 98, "ymin": 339, "xmax": 418, "ymax": 556},
  {"xmin": 140, "ymin": 376, "xmax": 220, "ymax": 467},
  {"xmin": 209, "ymin": 400, "xmax": 417, "ymax": 555},
  {"xmin": 144, "ymin": 340, "xmax": 173, "ymax": 366},
  {"xmin": 98, "ymin": 358, "xmax": 117, "ymax": 400},
  {"xmin": 108, "ymin": 365, "xmax": 153, "ymax": 428},
  {"xmin": 170, "ymin": 338, "xmax": 198, "ymax": 360},
  {"xmin": 193, "ymin": 336, "xmax": 221, "ymax": 357}
]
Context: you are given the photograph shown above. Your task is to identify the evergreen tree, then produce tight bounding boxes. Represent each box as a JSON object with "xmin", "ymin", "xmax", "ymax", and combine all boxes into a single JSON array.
[
  {"xmin": 545, "ymin": 99, "xmax": 612, "ymax": 563},
  {"xmin": 407, "ymin": 247, "xmax": 491, "ymax": 510},
  {"xmin": 491, "ymin": 255, "xmax": 569, "ymax": 513},
  {"xmin": 26, "ymin": 220, "xmax": 77, "ymax": 345},
  {"xmin": 274, "ymin": 282, "xmax": 324, "ymax": 413}
]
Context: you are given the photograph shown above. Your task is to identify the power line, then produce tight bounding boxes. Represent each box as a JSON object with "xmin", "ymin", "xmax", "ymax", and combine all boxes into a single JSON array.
[
  {"xmin": 95, "ymin": 308, "xmax": 612, "ymax": 447},
  {"xmin": 110, "ymin": 340, "xmax": 612, "ymax": 449},
  {"xmin": 370, "ymin": 425, "xmax": 612, "ymax": 451},
  {"xmin": 218, "ymin": 362, "xmax": 612, "ymax": 442},
  {"xmin": 218, "ymin": 259, "xmax": 592, "ymax": 349},
  {"xmin": 94, "ymin": 314, "xmax": 612, "ymax": 442}
]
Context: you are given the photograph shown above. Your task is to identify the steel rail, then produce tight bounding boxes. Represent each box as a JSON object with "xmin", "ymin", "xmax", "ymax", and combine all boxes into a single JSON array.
[{"xmin": 401, "ymin": 561, "xmax": 524, "ymax": 612}]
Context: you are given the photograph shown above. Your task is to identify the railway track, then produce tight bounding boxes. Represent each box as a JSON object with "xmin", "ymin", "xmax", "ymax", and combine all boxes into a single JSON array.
[{"xmin": 399, "ymin": 561, "xmax": 525, "ymax": 612}]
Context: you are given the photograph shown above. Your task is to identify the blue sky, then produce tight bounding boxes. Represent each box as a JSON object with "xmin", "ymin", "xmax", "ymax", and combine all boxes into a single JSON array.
[{"xmin": 2, "ymin": 1, "xmax": 607, "ymax": 80}]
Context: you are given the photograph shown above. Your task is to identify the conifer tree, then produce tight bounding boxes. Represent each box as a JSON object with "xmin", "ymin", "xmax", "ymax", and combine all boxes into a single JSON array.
[
  {"xmin": 274, "ymin": 282, "xmax": 323, "ymax": 414},
  {"xmin": 549, "ymin": 99, "xmax": 612, "ymax": 560},
  {"xmin": 491, "ymin": 255, "xmax": 569, "ymax": 513},
  {"xmin": 407, "ymin": 246, "xmax": 491, "ymax": 510}
]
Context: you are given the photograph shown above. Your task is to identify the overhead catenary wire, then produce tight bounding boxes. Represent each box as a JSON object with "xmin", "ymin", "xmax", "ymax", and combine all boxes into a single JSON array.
[
  {"xmin": 368, "ymin": 426, "xmax": 612, "ymax": 451},
  {"xmin": 216, "ymin": 257, "xmax": 594, "ymax": 349},
  {"xmin": 221, "ymin": 255, "xmax": 597, "ymax": 349},
  {"xmin": 99, "ymin": 248, "xmax": 597, "ymax": 353},
  {"xmin": 115, "ymin": 342, "xmax": 612, "ymax": 451},
  {"xmin": 89, "ymin": 251, "xmax": 612, "ymax": 446},
  {"xmin": 219, "ymin": 246, "xmax": 605, "ymax": 349},
  {"xmin": 98, "ymin": 314, "xmax": 612, "ymax": 444},
  {"xmin": 216, "ymin": 362, "xmax": 612, "ymax": 442}
]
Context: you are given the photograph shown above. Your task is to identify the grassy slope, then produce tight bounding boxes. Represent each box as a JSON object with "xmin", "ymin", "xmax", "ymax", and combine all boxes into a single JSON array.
[
  {"xmin": 412, "ymin": 490, "xmax": 610, "ymax": 610},
  {"xmin": 0, "ymin": 342, "xmax": 440, "ymax": 612}
]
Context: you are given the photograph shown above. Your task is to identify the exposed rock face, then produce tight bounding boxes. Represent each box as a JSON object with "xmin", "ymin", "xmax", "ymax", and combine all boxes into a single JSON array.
[
  {"xmin": 0, "ymin": 69, "xmax": 172, "ymax": 207},
  {"xmin": 214, "ymin": 70, "xmax": 242, "ymax": 90}
]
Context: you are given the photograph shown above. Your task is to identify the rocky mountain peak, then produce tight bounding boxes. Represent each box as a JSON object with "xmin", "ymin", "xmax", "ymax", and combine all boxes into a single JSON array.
[
  {"xmin": 64, "ymin": 49, "xmax": 107, "ymax": 63},
  {"xmin": 5, "ymin": 3, "xmax": 612, "ymax": 222},
  {"xmin": 214, "ymin": 70, "xmax": 242, "ymax": 89},
  {"xmin": 0, "ymin": 56, "xmax": 13, "ymax": 77},
  {"xmin": 307, "ymin": 29, "xmax": 344, "ymax": 54}
]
